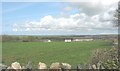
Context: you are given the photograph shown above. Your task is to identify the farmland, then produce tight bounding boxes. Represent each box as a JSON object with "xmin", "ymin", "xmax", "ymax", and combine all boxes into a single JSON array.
[{"xmin": 2, "ymin": 40, "xmax": 112, "ymax": 68}]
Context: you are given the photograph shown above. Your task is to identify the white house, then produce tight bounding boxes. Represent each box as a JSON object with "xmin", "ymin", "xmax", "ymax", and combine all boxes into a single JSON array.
[
  {"xmin": 44, "ymin": 39, "xmax": 51, "ymax": 42},
  {"xmin": 73, "ymin": 39, "xmax": 82, "ymax": 41},
  {"xmin": 48, "ymin": 40, "xmax": 51, "ymax": 42},
  {"xmin": 65, "ymin": 39, "xmax": 71, "ymax": 42},
  {"xmin": 73, "ymin": 38, "xmax": 93, "ymax": 42},
  {"xmin": 83, "ymin": 39, "xmax": 93, "ymax": 41}
]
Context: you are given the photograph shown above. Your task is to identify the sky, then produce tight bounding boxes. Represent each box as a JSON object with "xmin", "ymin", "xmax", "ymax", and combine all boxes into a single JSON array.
[{"xmin": 1, "ymin": 0, "xmax": 119, "ymax": 35}]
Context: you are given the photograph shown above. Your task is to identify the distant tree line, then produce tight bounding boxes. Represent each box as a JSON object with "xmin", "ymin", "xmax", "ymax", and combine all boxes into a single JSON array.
[
  {"xmin": 1, "ymin": 35, "xmax": 118, "ymax": 42},
  {"xmin": 2, "ymin": 35, "xmax": 67, "ymax": 42}
]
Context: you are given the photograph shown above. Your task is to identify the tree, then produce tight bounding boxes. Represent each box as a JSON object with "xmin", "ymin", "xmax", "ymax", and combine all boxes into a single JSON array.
[{"xmin": 114, "ymin": 1, "xmax": 120, "ymax": 27}]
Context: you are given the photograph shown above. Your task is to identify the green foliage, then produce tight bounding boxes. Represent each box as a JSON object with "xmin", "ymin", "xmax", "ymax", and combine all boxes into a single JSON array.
[
  {"xmin": 2, "ymin": 35, "xmax": 20, "ymax": 42},
  {"xmin": 102, "ymin": 60, "xmax": 118, "ymax": 69},
  {"xmin": 92, "ymin": 47, "xmax": 119, "ymax": 69}
]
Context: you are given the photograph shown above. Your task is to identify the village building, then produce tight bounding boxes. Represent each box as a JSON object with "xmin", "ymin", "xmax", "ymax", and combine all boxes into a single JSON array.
[
  {"xmin": 44, "ymin": 39, "xmax": 51, "ymax": 42},
  {"xmin": 73, "ymin": 38, "xmax": 93, "ymax": 42},
  {"xmin": 48, "ymin": 40, "xmax": 51, "ymax": 42},
  {"xmin": 65, "ymin": 39, "xmax": 72, "ymax": 42}
]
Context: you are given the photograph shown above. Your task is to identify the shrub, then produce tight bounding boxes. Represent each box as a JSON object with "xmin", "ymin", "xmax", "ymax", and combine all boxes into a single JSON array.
[{"xmin": 91, "ymin": 47, "xmax": 119, "ymax": 69}]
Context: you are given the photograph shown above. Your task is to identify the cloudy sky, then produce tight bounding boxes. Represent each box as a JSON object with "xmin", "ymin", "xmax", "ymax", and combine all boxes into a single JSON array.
[{"xmin": 2, "ymin": 0, "xmax": 119, "ymax": 35}]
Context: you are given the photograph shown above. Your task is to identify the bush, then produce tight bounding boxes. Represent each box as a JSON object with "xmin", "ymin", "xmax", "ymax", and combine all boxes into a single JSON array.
[{"xmin": 91, "ymin": 47, "xmax": 119, "ymax": 69}]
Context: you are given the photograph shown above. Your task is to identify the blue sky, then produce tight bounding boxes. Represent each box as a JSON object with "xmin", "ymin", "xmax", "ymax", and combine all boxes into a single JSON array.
[
  {"xmin": 2, "ymin": 1, "xmax": 118, "ymax": 35},
  {"xmin": 2, "ymin": 2, "xmax": 67, "ymax": 34}
]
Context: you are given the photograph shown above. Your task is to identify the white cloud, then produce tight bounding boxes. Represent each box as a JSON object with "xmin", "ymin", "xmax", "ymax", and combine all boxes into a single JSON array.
[
  {"xmin": 12, "ymin": 1, "xmax": 118, "ymax": 35},
  {"xmin": 12, "ymin": 12, "xmax": 117, "ymax": 33},
  {"xmin": 63, "ymin": 6, "xmax": 72, "ymax": 12},
  {"xmin": 65, "ymin": 0, "xmax": 119, "ymax": 3},
  {"xmin": 68, "ymin": 0, "xmax": 118, "ymax": 16},
  {"xmin": 12, "ymin": 28, "xmax": 18, "ymax": 32},
  {"xmin": 25, "ymin": 28, "xmax": 30, "ymax": 31}
]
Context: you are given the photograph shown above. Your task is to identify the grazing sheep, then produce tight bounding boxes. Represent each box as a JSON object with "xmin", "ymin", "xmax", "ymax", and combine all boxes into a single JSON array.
[
  {"xmin": 11, "ymin": 62, "xmax": 21, "ymax": 69},
  {"xmin": 50, "ymin": 62, "xmax": 61, "ymax": 69},
  {"xmin": 38, "ymin": 62, "xmax": 47, "ymax": 69},
  {"xmin": 61, "ymin": 63, "xmax": 71, "ymax": 69}
]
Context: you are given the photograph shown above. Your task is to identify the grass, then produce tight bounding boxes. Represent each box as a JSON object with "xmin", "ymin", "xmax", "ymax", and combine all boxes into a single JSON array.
[{"xmin": 2, "ymin": 40, "xmax": 112, "ymax": 68}]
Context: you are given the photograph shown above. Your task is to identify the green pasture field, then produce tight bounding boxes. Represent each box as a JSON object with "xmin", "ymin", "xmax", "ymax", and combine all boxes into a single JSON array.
[{"xmin": 2, "ymin": 40, "xmax": 112, "ymax": 68}]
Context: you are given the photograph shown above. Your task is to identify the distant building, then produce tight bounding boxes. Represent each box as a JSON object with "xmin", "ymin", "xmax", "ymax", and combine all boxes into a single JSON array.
[
  {"xmin": 65, "ymin": 39, "xmax": 72, "ymax": 42},
  {"xmin": 73, "ymin": 38, "xmax": 93, "ymax": 42},
  {"xmin": 44, "ymin": 39, "xmax": 51, "ymax": 42},
  {"xmin": 48, "ymin": 40, "xmax": 51, "ymax": 42},
  {"xmin": 73, "ymin": 39, "xmax": 82, "ymax": 41}
]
